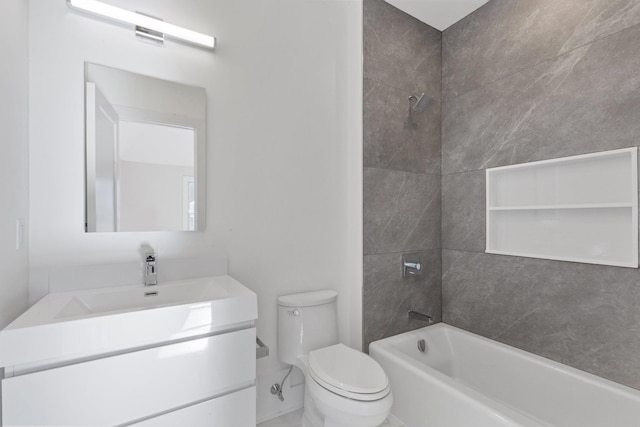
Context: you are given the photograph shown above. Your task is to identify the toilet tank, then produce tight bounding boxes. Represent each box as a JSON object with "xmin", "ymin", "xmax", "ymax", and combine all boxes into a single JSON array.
[{"xmin": 277, "ymin": 290, "xmax": 339, "ymax": 365}]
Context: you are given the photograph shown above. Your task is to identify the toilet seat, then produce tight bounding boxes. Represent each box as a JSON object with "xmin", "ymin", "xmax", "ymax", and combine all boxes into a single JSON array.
[{"xmin": 308, "ymin": 344, "xmax": 390, "ymax": 401}]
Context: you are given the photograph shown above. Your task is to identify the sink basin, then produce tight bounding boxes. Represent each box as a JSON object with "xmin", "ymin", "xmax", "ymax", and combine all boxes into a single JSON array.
[
  {"xmin": 0, "ymin": 276, "xmax": 257, "ymax": 371},
  {"xmin": 55, "ymin": 279, "xmax": 237, "ymax": 320}
]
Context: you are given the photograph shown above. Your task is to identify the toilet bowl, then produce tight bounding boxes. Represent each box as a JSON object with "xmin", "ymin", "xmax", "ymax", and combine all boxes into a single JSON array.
[
  {"xmin": 277, "ymin": 290, "xmax": 393, "ymax": 427},
  {"xmin": 301, "ymin": 344, "xmax": 393, "ymax": 427}
]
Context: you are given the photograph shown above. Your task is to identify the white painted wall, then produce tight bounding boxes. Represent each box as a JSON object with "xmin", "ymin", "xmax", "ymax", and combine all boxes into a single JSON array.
[
  {"xmin": 0, "ymin": 0, "xmax": 30, "ymax": 328},
  {"xmin": 219, "ymin": 2, "xmax": 363, "ymax": 420},
  {"xmin": 29, "ymin": 0, "xmax": 221, "ymax": 300},
  {"xmin": 29, "ymin": 0, "xmax": 362, "ymax": 422}
]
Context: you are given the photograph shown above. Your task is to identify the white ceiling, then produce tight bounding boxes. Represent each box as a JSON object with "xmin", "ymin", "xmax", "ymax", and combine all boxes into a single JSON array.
[{"xmin": 384, "ymin": 0, "xmax": 489, "ymax": 31}]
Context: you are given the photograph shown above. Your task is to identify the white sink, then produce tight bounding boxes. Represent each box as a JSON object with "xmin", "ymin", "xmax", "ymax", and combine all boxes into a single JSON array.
[
  {"xmin": 55, "ymin": 279, "xmax": 238, "ymax": 320},
  {"xmin": 0, "ymin": 276, "xmax": 257, "ymax": 371}
]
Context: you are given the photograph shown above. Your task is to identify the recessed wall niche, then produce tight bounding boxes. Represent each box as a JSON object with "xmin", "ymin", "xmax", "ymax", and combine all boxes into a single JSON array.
[{"xmin": 486, "ymin": 148, "xmax": 638, "ymax": 268}]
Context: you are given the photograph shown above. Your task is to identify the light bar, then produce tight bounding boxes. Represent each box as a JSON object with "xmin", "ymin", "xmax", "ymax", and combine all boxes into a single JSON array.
[{"xmin": 67, "ymin": 0, "xmax": 215, "ymax": 50}]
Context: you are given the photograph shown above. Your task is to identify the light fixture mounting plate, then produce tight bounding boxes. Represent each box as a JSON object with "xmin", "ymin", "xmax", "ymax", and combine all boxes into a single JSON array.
[{"xmin": 135, "ymin": 11, "xmax": 164, "ymax": 46}]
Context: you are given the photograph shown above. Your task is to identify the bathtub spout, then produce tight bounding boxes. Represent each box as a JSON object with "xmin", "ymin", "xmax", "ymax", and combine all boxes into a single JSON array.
[{"xmin": 408, "ymin": 310, "xmax": 434, "ymax": 324}]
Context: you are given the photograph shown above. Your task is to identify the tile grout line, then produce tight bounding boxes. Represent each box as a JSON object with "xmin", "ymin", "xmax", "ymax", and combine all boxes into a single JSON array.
[
  {"xmin": 363, "ymin": 76, "xmax": 442, "ymax": 103},
  {"xmin": 364, "ymin": 165, "xmax": 440, "ymax": 177},
  {"xmin": 364, "ymin": 248, "xmax": 442, "ymax": 257}
]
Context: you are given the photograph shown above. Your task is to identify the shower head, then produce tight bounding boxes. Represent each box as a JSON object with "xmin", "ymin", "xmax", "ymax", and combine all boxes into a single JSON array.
[{"xmin": 409, "ymin": 93, "xmax": 433, "ymax": 113}]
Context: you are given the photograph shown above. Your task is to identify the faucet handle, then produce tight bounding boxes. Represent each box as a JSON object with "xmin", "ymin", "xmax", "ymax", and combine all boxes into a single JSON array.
[
  {"xmin": 144, "ymin": 253, "xmax": 157, "ymax": 286},
  {"xmin": 404, "ymin": 261, "xmax": 421, "ymax": 271},
  {"xmin": 402, "ymin": 253, "xmax": 423, "ymax": 277}
]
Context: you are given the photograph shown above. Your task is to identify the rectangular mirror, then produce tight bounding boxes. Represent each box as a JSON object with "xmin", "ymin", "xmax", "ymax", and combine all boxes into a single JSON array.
[{"xmin": 84, "ymin": 63, "xmax": 206, "ymax": 232}]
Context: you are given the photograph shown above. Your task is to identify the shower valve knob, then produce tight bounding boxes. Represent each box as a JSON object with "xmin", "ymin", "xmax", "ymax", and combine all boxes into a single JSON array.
[{"xmin": 402, "ymin": 253, "xmax": 423, "ymax": 278}]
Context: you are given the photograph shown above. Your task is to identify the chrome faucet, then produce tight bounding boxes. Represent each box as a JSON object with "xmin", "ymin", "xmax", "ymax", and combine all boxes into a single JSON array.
[
  {"xmin": 144, "ymin": 253, "xmax": 157, "ymax": 286},
  {"xmin": 408, "ymin": 310, "xmax": 433, "ymax": 325},
  {"xmin": 402, "ymin": 253, "xmax": 422, "ymax": 277},
  {"xmin": 403, "ymin": 261, "xmax": 422, "ymax": 275}
]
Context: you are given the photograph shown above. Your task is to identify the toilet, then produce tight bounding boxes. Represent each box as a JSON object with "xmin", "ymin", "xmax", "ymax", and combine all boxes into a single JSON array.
[{"xmin": 277, "ymin": 290, "xmax": 393, "ymax": 427}]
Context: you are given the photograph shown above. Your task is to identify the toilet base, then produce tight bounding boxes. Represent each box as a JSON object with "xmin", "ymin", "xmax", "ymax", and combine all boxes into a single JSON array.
[
  {"xmin": 301, "ymin": 377, "xmax": 391, "ymax": 427},
  {"xmin": 301, "ymin": 385, "xmax": 326, "ymax": 427}
]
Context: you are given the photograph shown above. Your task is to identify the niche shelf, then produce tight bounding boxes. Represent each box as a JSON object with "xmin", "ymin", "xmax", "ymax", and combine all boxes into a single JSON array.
[{"xmin": 486, "ymin": 147, "xmax": 638, "ymax": 268}]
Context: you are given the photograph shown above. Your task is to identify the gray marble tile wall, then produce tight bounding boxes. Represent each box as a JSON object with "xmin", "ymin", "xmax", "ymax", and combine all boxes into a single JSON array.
[
  {"xmin": 442, "ymin": 0, "xmax": 640, "ymax": 389},
  {"xmin": 363, "ymin": 0, "xmax": 442, "ymax": 351}
]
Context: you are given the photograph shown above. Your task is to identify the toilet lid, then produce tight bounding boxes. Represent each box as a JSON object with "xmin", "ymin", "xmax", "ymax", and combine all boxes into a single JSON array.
[{"xmin": 308, "ymin": 343, "xmax": 389, "ymax": 398}]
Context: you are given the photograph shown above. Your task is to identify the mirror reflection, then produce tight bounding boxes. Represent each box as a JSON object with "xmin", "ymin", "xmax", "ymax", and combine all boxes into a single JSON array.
[{"xmin": 84, "ymin": 63, "xmax": 206, "ymax": 232}]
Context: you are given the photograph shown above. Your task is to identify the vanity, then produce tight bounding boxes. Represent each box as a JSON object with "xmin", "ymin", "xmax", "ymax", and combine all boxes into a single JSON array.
[{"xmin": 0, "ymin": 275, "xmax": 258, "ymax": 426}]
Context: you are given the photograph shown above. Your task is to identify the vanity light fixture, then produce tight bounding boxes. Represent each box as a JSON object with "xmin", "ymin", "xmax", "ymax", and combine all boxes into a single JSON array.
[{"xmin": 67, "ymin": 0, "xmax": 216, "ymax": 50}]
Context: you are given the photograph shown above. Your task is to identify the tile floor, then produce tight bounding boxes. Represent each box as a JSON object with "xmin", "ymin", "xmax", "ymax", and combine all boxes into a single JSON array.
[
  {"xmin": 257, "ymin": 408, "xmax": 304, "ymax": 427},
  {"xmin": 257, "ymin": 409, "xmax": 405, "ymax": 427}
]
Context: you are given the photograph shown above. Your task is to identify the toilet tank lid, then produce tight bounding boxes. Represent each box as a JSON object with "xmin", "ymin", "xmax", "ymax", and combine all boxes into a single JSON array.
[{"xmin": 277, "ymin": 290, "xmax": 337, "ymax": 307}]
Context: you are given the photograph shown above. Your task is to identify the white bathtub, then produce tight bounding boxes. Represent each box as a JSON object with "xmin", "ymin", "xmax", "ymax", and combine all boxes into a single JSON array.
[{"xmin": 369, "ymin": 323, "xmax": 640, "ymax": 427}]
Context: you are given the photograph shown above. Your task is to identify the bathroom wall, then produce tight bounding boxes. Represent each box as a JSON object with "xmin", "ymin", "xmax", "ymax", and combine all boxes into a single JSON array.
[
  {"xmin": 442, "ymin": 0, "xmax": 640, "ymax": 389},
  {"xmin": 363, "ymin": 0, "xmax": 442, "ymax": 350},
  {"xmin": 28, "ymin": 0, "xmax": 362, "ymax": 422},
  {"xmin": 29, "ymin": 0, "xmax": 222, "ymax": 301},
  {"xmin": 0, "ymin": 0, "xmax": 30, "ymax": 329},
  {"xmin": 222, "ymin": 1, "xmax": 363, "ymax": 422}
]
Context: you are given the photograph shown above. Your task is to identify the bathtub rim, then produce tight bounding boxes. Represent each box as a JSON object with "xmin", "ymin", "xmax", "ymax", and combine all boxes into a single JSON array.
[
  {"xmin": 370, "ymin": 325, "xmax": 547, "ymax": 427},
  {"xmin": 370, "ymin": 322, "xmax": 640, "ymax": 427},
  {"xmin": 371, "ymin": 323, "xmax": 640, "ymax": 400}
]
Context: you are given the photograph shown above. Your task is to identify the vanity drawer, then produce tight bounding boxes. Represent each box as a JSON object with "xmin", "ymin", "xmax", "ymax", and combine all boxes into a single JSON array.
[
  {"xmin": 2, "ymin": 328, "xmax": 255, "ymax": 426},
  {"xmin": 132, "ymin": 386, "xmax": 256, "ymax": 427}
]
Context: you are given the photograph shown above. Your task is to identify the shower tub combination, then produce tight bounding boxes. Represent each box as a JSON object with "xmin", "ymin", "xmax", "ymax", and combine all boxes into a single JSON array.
[{"xmin": 370, "ymin": 323, "xmax": 640, "ymax": 427}]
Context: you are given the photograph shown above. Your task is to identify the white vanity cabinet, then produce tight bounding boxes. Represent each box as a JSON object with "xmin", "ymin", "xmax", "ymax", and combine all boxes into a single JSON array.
[
  {"xmin": 0, "ymin": 275, "xmax": 258, "ymax": 427},
  {"xmin": 2, "ymin": 328, "xmax": 256, "ymax": 426},
  {"xmin": 131, "ymin": 387, "xmax": 256, "ymax": 427}
]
